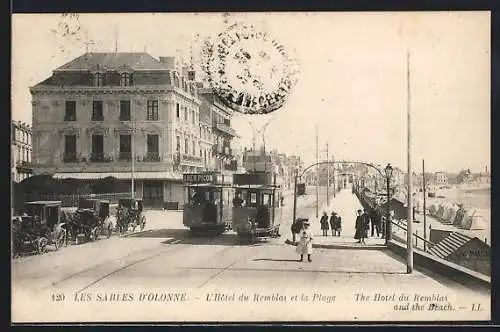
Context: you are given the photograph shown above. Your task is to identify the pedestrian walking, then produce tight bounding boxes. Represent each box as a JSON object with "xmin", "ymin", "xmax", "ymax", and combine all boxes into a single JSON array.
[
  {"xmin": 334, "ymin": 213, "xmax": 342, "ymax": 236},
  {"xmin": 362, "ymin": 209, "xmax": 371, "ymax": 237},
  {"xmin": 370, "ymin": 205, "xmax": 382, "ymax": 237},
  {"xmin": 320, "ymin": 212, "xmax": 329, "ymax": 236},
  {"xmin": 296, "ymin": 221, "xmax": 313, "ymax": 262},
  {"xmin": 329, "ymin": 212, "xmax": 336, "ymax": 236},
  {"xmin": 354, "ymin": 209, "xmax": 367, "ymax": 244}
]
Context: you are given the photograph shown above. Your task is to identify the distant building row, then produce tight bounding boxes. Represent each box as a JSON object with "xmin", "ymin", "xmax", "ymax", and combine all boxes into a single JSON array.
[{"xmin": 11, "ymin": 120, "xmax": 33, "ymax": 182}]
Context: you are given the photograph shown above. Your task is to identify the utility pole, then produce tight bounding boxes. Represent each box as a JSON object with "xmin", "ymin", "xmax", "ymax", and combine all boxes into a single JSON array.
[
  {"xmin": 315, "ymin": 126, "xmax": 319, "ymax": 218},
  {"xmin": 131, "ymin": 108, "xmax": 135, "ymax": 199},
  {"xmin": 406, "ymin": 49, "xmax": 414, "ymax": 274},
  {"xmin": 326, "ymin": 142, "xmax": 330, "ymax": 204},
  {"xmin": 423, "ymin": 159, "xmax": 427, "ymax": 252},
  {"xmin": 333, "ymin": 155, "xmax": 336, "ymax": 197}
]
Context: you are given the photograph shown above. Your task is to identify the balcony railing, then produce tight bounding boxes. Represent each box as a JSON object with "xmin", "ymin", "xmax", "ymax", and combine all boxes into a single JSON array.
[
  {"xmin": 15, "ymin": 160, "xmax": 33, "ymax": 173},
  {"xmin": 63, "ymin": 153, "xmax": 78, "ymax": 163},
  {"xmin": 90, "ymin": 152, "xmax": 105, "ymax": 162},
  {"xmin": 143, "ymin": 152, "xmax": 161, "ymax": 162},
  {"xmin": 118, "ymin": 151, "xmax": 132, "ymax": 161}
]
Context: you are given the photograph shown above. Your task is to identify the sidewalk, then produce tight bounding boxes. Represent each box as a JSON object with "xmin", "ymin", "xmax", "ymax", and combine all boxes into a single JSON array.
[{"xmin": 287, "ymin": 187, "xmax": 385, "ymax": 249}]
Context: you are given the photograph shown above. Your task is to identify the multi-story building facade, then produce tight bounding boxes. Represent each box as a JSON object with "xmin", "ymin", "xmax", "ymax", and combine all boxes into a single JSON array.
[
  {"xmin": 11, "ymin": 120, "xmax": 33, "ymax": 182},
  {"xmin": 30, "ymin": 52, "xmax": 237, "ymax": 208},
  {"xmin": 198, "ymin": 88, "xmax": 238, "ymax": 173}
]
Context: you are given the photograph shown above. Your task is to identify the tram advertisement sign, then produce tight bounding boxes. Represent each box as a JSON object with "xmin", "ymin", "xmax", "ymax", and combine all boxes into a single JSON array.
[
  {"xmin": 183, "ymin": 173, "xmax": 216, "ymax": 184},
  {"xmin": 233, "ymin": 173, "xmax": 272, "ymax": 185}
]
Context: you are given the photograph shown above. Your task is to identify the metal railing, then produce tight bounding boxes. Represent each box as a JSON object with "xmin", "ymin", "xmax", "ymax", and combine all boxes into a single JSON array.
[
  {"xmin": 63, "ymin": 153, "xmax": 78, "ymax": 163},
  {"xmin": 143, "ymin": 152, "xmax": 161, "ymax": 162},
  {"xmin": 391, "ymin": 219, "xmax": 436, "ymax": 251},
  {"xmin": 118, "ymin": 152, "xmax": 132, "ymax": 161}
]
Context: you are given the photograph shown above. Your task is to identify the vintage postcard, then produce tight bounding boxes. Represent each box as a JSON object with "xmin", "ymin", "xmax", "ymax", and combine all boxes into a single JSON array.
[{"xmin": 11, "ymin": 12, "xmax": 491, "ymax": 323}]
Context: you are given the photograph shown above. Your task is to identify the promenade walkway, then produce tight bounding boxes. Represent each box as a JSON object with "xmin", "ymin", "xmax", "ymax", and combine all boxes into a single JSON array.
[{"xmin": 303, "ymin": 187, "xmax": 385, "ymax": 248}]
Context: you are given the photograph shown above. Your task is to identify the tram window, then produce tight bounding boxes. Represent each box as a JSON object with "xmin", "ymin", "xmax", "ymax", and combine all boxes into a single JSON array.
[
  {"xmin": 249, "ymin": 192, "xmax": 258, "ymax": 206},
  {"xmin": 262, "ymin": 194, "xmax": 272, "ymax": 206},
  {"xmin": 212, "ymin": 190, "xmax": 221, "ymax": 203}
]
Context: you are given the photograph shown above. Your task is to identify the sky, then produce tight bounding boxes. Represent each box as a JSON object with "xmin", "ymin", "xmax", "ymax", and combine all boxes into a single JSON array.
[{"xmin": 12, "ymin": 12, "xmax": 490, "ymax": 173}]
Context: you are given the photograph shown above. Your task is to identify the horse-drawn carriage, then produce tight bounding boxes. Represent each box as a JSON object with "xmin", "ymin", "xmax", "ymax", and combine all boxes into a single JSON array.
[
  {"xmin": 12, "ymin": 201, "xmax": 67, "ymax": 256},
  {"xmin": 67, "ymin": 199, "xmax": 111, "ymax": 244},
  {"xmin": 116, "ymin": 198, "xmax": 146, "ymax": 234},
  {"xmin": 232, "ymin": 172, "xmax": 282, "ymax": 243}
]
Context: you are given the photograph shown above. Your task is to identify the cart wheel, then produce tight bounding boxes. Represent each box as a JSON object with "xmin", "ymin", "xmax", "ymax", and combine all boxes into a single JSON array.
[{"xmin": 37, "ymin": 237, "xmax": 48, "ymax": 254}]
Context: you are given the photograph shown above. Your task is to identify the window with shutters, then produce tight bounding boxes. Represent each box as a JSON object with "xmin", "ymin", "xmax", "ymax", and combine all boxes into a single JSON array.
[
  {"xmin": 119, "ymin": 135, "xmax": 131, "ymax": 161},
  {"xmin": 64, "ymin": 101, "xmax": 76, "ymax": 121},
  {"xmin": 147, "ymin": 100, "xmax": 159, "ymax": 121},
  {"xmin": 91, "ymin": 134, "xmax": 104, "ymax": 162},
  {"xmin": 120, "ymin": 100, "xmax": 131, "ymax": 121},
  {"xmin": 146, "ymin": 134, "xmax": 160, "ymax": 161},
  {"xmin": 63, "ymin": 135, "xmax": 77, "ymax": 162},
  {"xmin": 92, "ymin": 101, "xmax": 104, "ymax": 121}
]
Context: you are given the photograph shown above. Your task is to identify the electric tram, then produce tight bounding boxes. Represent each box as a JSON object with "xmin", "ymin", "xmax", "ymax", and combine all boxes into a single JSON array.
[
  {"xmin": 231, "ymin": 171, "xmax": 283, "ymax": 241},
  {"xmin": 182, "ymin": 172, "xmax": 234, "ymax": 234}
]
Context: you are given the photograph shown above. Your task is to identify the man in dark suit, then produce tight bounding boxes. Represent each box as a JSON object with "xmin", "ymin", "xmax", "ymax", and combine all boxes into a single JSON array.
[{"xmin": 370, "ymin": 205, "xmax": 382, "ymax": 237}]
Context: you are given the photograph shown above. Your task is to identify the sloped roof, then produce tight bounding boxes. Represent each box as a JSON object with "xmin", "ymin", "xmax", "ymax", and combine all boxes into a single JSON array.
[
  {"xmin": 55, "ymin": 52, "xmax": 168, "ymax": 71},
  {"xmin": 428, "ymin": 232, "xmax": 473, "ymax": 259}
]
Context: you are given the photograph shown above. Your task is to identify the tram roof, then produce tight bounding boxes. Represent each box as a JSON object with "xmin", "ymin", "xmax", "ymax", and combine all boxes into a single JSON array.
[
  {"xmin": 182, "ymin": 183, "xmax": 232, "ymax": 188},
  {"xmin": 232, "ymin": 184, "xmax": 280, "ymax": 190}
]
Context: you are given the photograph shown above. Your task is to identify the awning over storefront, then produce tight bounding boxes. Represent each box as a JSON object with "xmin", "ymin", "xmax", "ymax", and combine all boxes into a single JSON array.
[{"xmin": 53, "ymin": 172, "xmax": 183, "ymax": 181}]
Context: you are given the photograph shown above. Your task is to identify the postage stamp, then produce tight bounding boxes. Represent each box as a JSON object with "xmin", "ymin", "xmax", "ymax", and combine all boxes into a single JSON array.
[{"xmin": 203, "ymin": 22, "xmax": 300, "ymax": 114}]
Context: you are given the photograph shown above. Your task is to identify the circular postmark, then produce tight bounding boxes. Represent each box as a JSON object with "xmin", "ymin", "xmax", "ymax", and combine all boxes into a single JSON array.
[{"xmin": 203, "ymin": 23, "xmax": 299, "ymax": 114}]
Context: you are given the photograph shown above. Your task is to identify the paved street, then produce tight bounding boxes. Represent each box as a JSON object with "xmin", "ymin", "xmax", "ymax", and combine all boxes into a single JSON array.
[{"xmin": 12, "ymin": 188, "xmax": 490, "ymax": 322}]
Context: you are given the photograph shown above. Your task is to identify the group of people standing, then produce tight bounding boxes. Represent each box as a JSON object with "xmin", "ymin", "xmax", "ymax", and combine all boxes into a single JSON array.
[
  {"xmin": 319, "ymin": 211, "xmax": 342, "ymax": 236},
  {"xmin": 354, "ymin": 205, "xmax": 383, "ymax": 244}
]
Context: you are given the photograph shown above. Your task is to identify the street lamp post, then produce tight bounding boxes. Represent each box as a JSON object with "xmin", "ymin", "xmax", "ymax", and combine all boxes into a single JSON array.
[
  {"xmin": 293, "ymin": 169, "xmax": 298, "ymax": 227},
  {"xmin": 385, "ymin": 163, "xmax": 393, "ymax": 245}
]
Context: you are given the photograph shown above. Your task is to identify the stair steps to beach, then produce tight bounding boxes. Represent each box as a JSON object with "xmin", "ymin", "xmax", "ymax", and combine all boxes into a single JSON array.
[{"xmin": 427, "ymin": 232, "xmax": 472, "ymax": 259}]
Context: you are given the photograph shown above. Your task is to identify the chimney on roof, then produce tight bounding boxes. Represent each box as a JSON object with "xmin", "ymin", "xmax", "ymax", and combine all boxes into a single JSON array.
[
  {"xmin": 159, "ymin": 56, "xmax": 176, "ymax": 70},
  {"xmin": 182, "ymin": 65, "xmax": 196, "ymax": 81}
]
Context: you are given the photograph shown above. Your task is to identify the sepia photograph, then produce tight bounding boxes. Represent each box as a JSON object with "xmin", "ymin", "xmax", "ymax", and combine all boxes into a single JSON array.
[{"xmin": 11, "ymin": 11, "xmax": 491, "ymax": 323}]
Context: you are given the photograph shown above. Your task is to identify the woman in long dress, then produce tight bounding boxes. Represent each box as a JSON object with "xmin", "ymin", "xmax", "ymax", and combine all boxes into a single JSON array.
[
  {"xmin": 354, "ymin": 209, "xmax": 366, "ymax": 244},
  {"xmin": 296, "ymin": 222, "xmax": 313, "ymax": 262}
]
